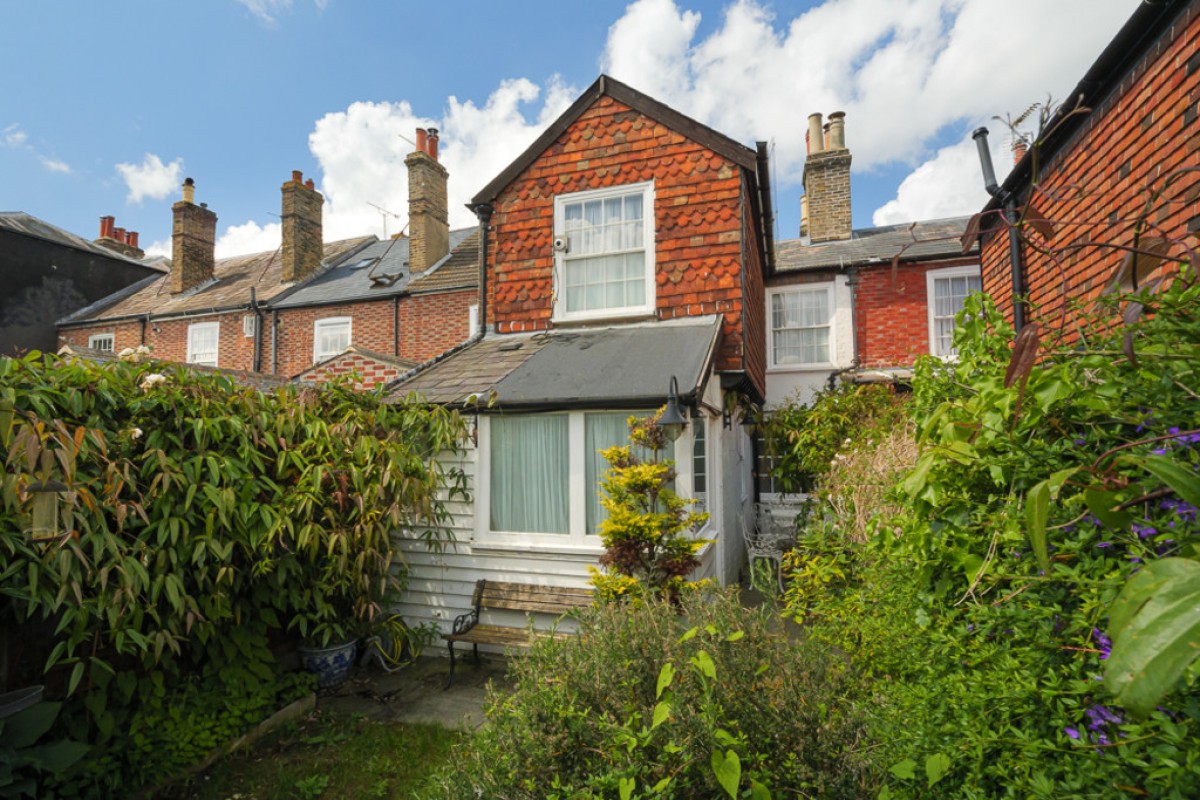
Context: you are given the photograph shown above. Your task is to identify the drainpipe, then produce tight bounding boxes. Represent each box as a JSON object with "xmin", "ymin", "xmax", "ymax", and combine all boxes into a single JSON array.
[
  {"xmin": 973, "ymin": 127, "xmax": 1026, "ymax": 332},
  {"xmin": 270, "ymin": 309, "xmax": 279, "ymax": 375},
  {"xmin": 250, "ymin": 288, "xmax": 263, "ymax": 373},
  {"xmin": 393, "ymin": 296, "xmax": 400, "ymax": 356},
  {"xmin": 140, "ymin": 313, "xmax": 148, "ymax": 346},
  {"xmin": 469, "ymin": 203, "xmax": 494, "ymax": 335}
]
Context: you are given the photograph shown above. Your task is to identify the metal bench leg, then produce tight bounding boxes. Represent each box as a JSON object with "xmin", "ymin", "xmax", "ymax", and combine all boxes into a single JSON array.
[
  {"xmin": 445, "ymin": 641, "xmax": 457, "ymax": 690},
  {"xmin": 472, "ymin": 642, "xmax": 480, "ymax": 665}
]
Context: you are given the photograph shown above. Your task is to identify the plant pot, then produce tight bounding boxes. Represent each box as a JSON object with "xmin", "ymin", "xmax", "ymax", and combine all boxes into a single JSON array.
[{"xmin": 299, "ymin": 639, "xmax": 358, "ymax": 688}]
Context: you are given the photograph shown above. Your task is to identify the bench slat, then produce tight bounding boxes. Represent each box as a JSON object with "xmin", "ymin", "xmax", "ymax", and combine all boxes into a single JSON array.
[{"xmin": 443, "ymin": 624, "xmax": 571, "ymax": 648}]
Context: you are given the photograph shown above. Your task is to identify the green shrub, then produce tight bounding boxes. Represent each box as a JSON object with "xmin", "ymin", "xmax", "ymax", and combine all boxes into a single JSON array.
[
  {"xmin": 423, "ymin": 590, "xmax": 871, "ymax": 799},
  {"xmin": 0, "ymin": 353, "xmax": 466, "ymax": 796}
]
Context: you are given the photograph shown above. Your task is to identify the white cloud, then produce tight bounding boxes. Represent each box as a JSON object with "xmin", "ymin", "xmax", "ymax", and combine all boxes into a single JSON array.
[
  {"xmin": 305, "ymin": 78, "xmax": 576, "ymax": 244},
  {"xmin": 216, "ymin": 220, "xmax": 281, "ymax": 259},
  {"xmin": 116, "ymin": 153, "xmax": 185, "ymax": 204},
  {"xmin": 235, "ymin": 0, "xmax": 291, "ymax": 24},
  {"xmin": 872, "ymin": 136, "xmax": 1009, "ymax": 225},
  {"xmin": 2, "ymin": 124, "xmax": 27, "ymax": 148},
  {"xmin": 600, "ymin": 0, "xmax": 1134, "ymax": 222},
  {"xmin": 39, "ymin": 156, "xmax": 71, "ymax": 174},
  {"xmin": 143, "ymin": 238, "xmax": 172, "ymax": 259}
]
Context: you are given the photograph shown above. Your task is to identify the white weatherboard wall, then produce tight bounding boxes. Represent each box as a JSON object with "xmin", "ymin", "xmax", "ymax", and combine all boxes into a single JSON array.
[{"xmin": 393, "ymin": 393, "xmax": 751, "ymax": 653}]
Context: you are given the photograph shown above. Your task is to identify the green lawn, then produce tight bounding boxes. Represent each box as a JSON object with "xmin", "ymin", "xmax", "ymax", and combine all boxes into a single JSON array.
[{"xmin": 152, "ymin": 710, "xmax": 463, "ymax": 800}]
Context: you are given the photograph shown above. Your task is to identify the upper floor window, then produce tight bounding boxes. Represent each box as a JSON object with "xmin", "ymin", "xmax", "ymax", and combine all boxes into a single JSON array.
[
  {"xmin": 88, "ymin": 333, "xmax": 114, "ymax": 352},
  {"xmin": 554, "ymin": 181, "xmax": 655, "ymax": 322},
  {"xmin": 314, "ymin": 317, "xmax": 352, "ymax": 362},
  {"xmin": 927, "ymin": 267, "xmax": 982, "ymax": 357},
  {"xmin": 769, "ymin": 285, "xmax": 834, "ymax": 367},
  {"xmin": 187, "ymin": 322, "xmax": 219, "ymax": 367}
]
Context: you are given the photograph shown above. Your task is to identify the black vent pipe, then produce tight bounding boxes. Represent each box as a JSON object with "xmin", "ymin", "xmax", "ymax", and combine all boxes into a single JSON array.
[{"xmin": 973, "ymin": 126, "xmax": 1025, "ymax": 332}]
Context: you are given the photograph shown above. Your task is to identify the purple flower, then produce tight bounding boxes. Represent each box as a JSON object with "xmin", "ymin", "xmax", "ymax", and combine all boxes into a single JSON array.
[
  {"xmin": 1096, "ymin": 541, "xmax": 1112, "ymax": 548},
  {"xmin": 1092, "ymin": 628, "xmax": 1112, "ymax": 660},
  {"xmin": 1132, "ymin": 523, "xmax": 1157, "ymax": 539},
  {"xmin": 1064, "ymin": 726, "xmax": 1081, "ymax": 740},
  {"xmin": 1074, "ymin": 438, "xmax": 1087, "ymax": 446}
]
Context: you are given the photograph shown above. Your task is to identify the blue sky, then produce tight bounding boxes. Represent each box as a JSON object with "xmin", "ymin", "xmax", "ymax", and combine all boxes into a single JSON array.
[{"xmin": 1, "ymin": 0, "xmax": 1136, "ymax": 258}]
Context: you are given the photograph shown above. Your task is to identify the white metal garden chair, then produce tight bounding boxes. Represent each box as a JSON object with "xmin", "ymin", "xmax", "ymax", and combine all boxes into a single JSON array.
[{"xmin": 742, "ymin": 502, "xmax": 796, "ymax": 592}]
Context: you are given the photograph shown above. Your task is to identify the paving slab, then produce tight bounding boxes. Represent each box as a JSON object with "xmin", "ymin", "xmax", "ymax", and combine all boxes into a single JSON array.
[{"xmin": 315, "ymin": 654, "xmax": 512, "ymax": 730}]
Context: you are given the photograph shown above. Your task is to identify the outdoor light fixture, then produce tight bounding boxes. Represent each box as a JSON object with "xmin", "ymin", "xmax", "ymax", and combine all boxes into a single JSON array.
[
  {"xmin": 659, "ymin": 376, "xmax": 688, "ymax": 442},
  {"xmin": 26, "ymin": 479, "xmax": 68, "ymax": 541},
  {"xmin": 741, "ymin": 405, "xmax": 762, "ymax": 435}
]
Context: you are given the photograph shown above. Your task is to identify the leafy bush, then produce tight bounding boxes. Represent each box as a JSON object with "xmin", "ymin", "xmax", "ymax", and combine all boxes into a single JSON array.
[
  {"xmin": 0, "ymin": 353, "xmax": 466, "ymax": 796},
  {"xmin": 423, "ymin": 590, "xmax": 871, "ymax": 799},
  {"xmin": 787, "ymin": 277, "xmax": 1200, "ymax": 797}
]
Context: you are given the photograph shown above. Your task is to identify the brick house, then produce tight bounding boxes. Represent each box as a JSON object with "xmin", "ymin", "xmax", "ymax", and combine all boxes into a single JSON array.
[
  {"xmin": 389, "ymin": 75, "xmax": 774, "ymax": 626},
  {"xmin": 975, "ymin": 0, "xmax": 1199, "ymax": 336},
  {"xmin": 57, "ymin": 133, "xmax": 479, "ymax": 388},
  {"xmin": 2, "ymin": 212, "xmax": 164, "ymax": 355},
  {"xmin": 765, "ymin": 111, "xmax": 980, "ymax": 409}
]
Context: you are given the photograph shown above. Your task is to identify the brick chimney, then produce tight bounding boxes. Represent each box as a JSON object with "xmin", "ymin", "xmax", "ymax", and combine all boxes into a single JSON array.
[
  {"xmin": 802, "ymin": 111, "xmax": 852, "ymax": 242},
  {"xmin": 170, "ymin": 178, "xmax": 217, "ymax": 293},
  {"xmin": 94, "ymin": 215, "xmax": 145, "ymax": 259},
  {"xmin": 404, "ymin": 127, "xmax": 449, "ymax": 273},
  {"xmin": 281, "ymin": 170, "xmax": 325, "ymax": 283}
]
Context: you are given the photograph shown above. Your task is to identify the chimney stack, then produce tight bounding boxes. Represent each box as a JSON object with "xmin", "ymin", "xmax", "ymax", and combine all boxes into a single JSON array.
[
  {"xmin": 281, "ymin": 170, "xmax": 325, "ymax": 283},
  {"xmin": 404, "ymin": 126, "xmax": 449, "ymax": 273},
  {"xmin": 171, "ymin": 178, "xmax": 217, "ymax": 293},
  {"xmin": 95, "ymin": 215, "xmax": 145, "ymax": 259},
  {"xmin": 802, "ymin": 110, "xmax": 852, "ymax": 242}
]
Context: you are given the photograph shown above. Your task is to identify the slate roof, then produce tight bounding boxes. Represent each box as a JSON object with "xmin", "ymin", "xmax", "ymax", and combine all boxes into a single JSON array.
[
  {"xmin": 0, "ymin": 212, "xmax": 167, "ymax": 271},
  {"xmin": 270, "ymin": 227, "xmax": 475, "ymax": 308},
  {"xmin": 775, "ymin": 216, "xmax": 974, "ymax": 273},
  {"xmin": 60, "ymin": 237, "xmax": 375, "ymax": 323},
  {"xmin": 389, "ymin": 315, "xmax": 722, "ymax": 409},
  {"xmin": 57, "ymin": 345, "xmax": 292, "ymax": 391},
  {"xmin": 407, "ymin": 230, "xmax": 480, "ymax": 293}
]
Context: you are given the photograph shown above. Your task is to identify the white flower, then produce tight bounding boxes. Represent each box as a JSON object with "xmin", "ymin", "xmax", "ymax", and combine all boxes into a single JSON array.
[
  {"xmin": 135, "ymin": 345, "xmax": 152, "ymax": 356},
  {"xmin": 128, "ymin": 427, "xmax": 143, "ymax": 440},
  {"xmin": 139, "ymin": 373, "xmax": 167, "ymax": 391},
  {"xmin": 118, "ymin": 347, "xmax": 136, "ymax": 361}
]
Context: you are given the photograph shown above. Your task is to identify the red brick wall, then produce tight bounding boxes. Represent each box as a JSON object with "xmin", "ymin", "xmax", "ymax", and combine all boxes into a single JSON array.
[
  {"xmin": 61, "ymin": 290, "xmax": 473, "ymax": 378},
  {"xmin": 397, "ymin": 289, "xmax": 475, "ymax": 363},
  {"xmin": 854, "ymin": 258, "xmax": 977, "ymax": 367},
  {"xmin": 982, "ymin": 4, "xmax": 1200, "ymax": 336},
  {"xmin": 298, "ymin": 352, "xmax": 404, "ymax": 389},
  {"xmin": 488, "ymin": 96, "xmax": 755, "ymax": 374},
  {"xmin": 59, "ymin": 311, "xmax": 258, "ymax": 370},
  {"xmin": 739, "ymin": 183, "xmax": 766, "ymax": 396}
]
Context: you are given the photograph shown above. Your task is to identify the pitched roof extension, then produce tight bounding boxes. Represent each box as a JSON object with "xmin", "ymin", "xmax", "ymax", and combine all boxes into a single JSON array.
[
  {"xmin": 775, "ymin": 216, "xmax": 975, "ymax": 273},
  {"xmin": 0, "ymin": 212, "xmax": 167, "ymax": 271}
]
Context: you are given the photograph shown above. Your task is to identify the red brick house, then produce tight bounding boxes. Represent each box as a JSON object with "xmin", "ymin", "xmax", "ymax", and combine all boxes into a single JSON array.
[
  {"xmin": 975, "ymin": 0, "xmax": 1199, "ymax": 337},
  {"xmin": 765, "ymin": 111, "xmax": 980, "ymax": 408},
  {"xmin": 389, "ymin": 75, "xmax": 774, "ymax": 619},
  {"xmin": 57, "ymin": 134, "xmax": 479, "ymax": 388}
]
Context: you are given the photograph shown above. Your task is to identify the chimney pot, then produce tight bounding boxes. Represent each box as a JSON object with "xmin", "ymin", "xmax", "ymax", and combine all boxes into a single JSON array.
[
  {"xmin": 828, "ymin": 111, "xmax": 847, "ymax": 150},
  {"xmin": 292, "ymin": 170, "xmax": 303, "ymax": 184},
  {"xmin": 427, "ymin": 128, "xmax": 439, "ymax": 161},
  {"xmin": 128, "ymin": 231, "xmax": 139, "ymax": 248},
  {"xmin": 182, "ymin": 178, "xmax": 196, "ymax": 204},
  {"xmin": 416, "ymin": 128, "xmax": 428, "ymax": 154},
  {"xmin": 807, "ymin": 113, "xmax": 825, "ymax": 154},
  {"xmin": 113, "ymin": 227, "xmax": 126, "ymax": 243},
  {"xmin": 305, "ymin": 178, "xmax": 315, "ymax": 189}
]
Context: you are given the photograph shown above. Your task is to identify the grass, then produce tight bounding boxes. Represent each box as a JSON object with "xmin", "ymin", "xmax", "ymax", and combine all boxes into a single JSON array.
[{"xmin": 152, "ymin": 709, "xmax": 464, "ymax": 800}]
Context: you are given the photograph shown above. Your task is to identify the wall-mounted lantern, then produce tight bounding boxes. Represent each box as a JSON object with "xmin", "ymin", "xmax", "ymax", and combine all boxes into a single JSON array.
[
  {"xmin": 26, "ymin": 480, "xmax": 68, "ymax": 541},
  {"xmin": 659, "ymin": 376, "xmax": 688, "ymax": 442}
]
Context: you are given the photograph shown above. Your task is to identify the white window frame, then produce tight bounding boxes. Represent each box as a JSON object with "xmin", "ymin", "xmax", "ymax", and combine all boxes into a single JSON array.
[
  {"xmin": 88, "ymin": 333, "xmax": 114, "ymax": 352},
  {"xmin": 186, "ymin": 322, "xmax": 220, "ymax": 366},
  {"xmin": 767, "ymin": 283, "xmax": 836, "ymax": 369},
  {"xmin": 468, "ymin": 304, "xmax": 479, "ymax": 336},
  {"xmin": 926, "ymin": 265, "xmax": 982, "ymax": 359},
  {"xmin": 552, "ymin": 181, "xmax": 656, "ymax": 323},
  {"xmin": 475, "ymin": 410, "xmax": 695, "ymax": 553},
  {"xmin": 313, "ymin": 317, "xmax": 352, "ymax": 363}
]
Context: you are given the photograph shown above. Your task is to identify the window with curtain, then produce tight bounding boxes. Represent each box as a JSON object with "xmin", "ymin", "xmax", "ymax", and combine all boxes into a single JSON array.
[
  {"xmin": 554, "ymin": 181, "xmax": 655, "ymax": 321},
  {"xmin": 489, "ymin": 414, "xmax": 570, "ymax": 534},
  {"xmin": 186, "ymin": 322, "xmax": 219, "ymax": 366},
  {"xmin": 770, "ymin": 286, "xmax": 833, "ymax": 366},
  {"xmin": 927, "ymin": 268, "xmax": 982, "ymax": 357},
  {"xmin": 314, "ymin": 317, "xmax": 352, "ymax": 362},
  {"xmin": 480, "ymin": 410, "xmax": 689, "ymax": 548}
]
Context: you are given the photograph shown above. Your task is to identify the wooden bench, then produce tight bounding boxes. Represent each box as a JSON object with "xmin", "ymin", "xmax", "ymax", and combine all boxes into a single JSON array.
[{"xmin": 442, "ymin": 579, "xmax": 593, "ymax": 688}]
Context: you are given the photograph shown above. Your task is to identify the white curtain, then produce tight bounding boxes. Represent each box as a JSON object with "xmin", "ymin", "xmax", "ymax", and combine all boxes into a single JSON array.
[
  {"xmin": 586, "ymin": 412, "xmax": 653, "ymax": 536},
  {"xmin": 490, "ymin": 415, "xmax": 569, "ymax": 534}
]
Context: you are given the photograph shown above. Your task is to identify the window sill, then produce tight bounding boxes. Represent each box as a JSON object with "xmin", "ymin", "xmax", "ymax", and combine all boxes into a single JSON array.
[
  {"xmin": 766, "ymin": 363, "xmax": 838, "ymax": 373},
  {"xmin": 551, "ymin": 310, "xmax": 656, "ymax": 327},
  {"xmin": 471, "ymin": 539, "xmax": 606, "ymax": 559}
]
